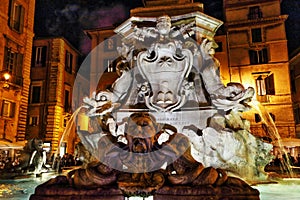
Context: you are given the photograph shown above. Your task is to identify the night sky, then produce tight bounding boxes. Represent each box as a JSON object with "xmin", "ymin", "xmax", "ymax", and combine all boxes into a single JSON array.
[{"xmin": 34, "ymin": 0, "xmax": 300, "ymax": 56}]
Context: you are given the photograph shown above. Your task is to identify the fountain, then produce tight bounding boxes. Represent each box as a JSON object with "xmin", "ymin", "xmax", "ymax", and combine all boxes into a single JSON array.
[
  {"xmin": 30, "ymin": 13, "xmax": 274, "ymax": 199},
  {"xmin": 0, "ymin": 138, "xmax": 48, "ymax": 179}
]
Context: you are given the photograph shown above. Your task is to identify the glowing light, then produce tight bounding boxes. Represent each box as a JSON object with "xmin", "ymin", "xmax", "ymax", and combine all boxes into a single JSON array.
[{"xmin": 3, "ymin": 72, "xmax": 11, "ymax": 81}]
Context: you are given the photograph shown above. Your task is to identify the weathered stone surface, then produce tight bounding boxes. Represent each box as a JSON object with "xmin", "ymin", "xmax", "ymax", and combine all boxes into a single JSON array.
[
  {"xmin": 30, "ymin": 176, "xmax": 124, "ymax": 200},
  {"xmin": 30, "ymin": 176, "xmax": 259, "ymax": 200}
]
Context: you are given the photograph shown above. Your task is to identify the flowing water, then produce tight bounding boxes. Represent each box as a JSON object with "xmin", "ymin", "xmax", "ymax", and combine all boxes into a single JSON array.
[
  {"xmin": 51, "ymin": 106, "xmax": 84, "ymax": 168},
  {"xmin": 253, "ymin": 178, "xmax": 300, "ymax": 200},
  {"xmin": 249, "ymin": 100, "xmax": 294, "ymax": 177}
]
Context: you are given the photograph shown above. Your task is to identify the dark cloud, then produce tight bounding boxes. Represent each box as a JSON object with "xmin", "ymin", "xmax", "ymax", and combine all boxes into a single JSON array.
[
  {"xmin": 281, "ymin": 0, "xmax": 300, "ymax": 54},
  {"xmin": 34, "ymin": 0, "xmax": 142, "ymax": 53}
]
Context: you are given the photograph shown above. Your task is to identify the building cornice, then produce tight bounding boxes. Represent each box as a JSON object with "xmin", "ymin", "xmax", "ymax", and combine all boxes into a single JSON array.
[
  {"xmin": 290, "ymin": 50, "xmax": 300, "ymax": 64},
  {"xmin": 225, "ymin": 0, "xmax": 278, "ymax": 9},
  {"xmin": 34, "ymin": 36, "xmax": 82, "ymax": 55},
  {"xmin": 226, "ymin": 15, "xmax": 288, "ymax": 29},
  {"xmin": 130, "ymin": 3, "xmax": 203, "ymax": 17},
  {"xmin": 84, "ymin": 27, "xmax": 115, "ymax": 39}
]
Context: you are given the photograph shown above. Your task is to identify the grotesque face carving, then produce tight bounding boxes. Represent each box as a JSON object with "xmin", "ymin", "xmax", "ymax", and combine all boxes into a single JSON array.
[{"xmin": 125, "ymin": 113, "xmax": 158, "ymax": 153}]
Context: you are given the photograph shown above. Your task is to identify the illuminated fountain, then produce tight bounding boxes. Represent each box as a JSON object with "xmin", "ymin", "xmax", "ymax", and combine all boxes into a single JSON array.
[
  {"xmin": 30, "ymin": 12, "xmax": 275, "ymax": 199},
  {"xmin": 0, "ymin": 139, "xmax": 48, "ymax": 179}
]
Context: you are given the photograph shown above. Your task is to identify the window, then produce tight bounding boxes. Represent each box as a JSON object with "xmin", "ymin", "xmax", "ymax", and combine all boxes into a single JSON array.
[
  {"xmin": 28, "ymin": 116, "xmax": 39, "ymax": 126},
  {"xmin": 64, "ymin": 90, "xmax": 70, "ymax": 112},
  {"xmin": 65, "ymin": 51, "xmax": 73, "ymax": 74},
  {"xmin": 290, "ymin": 69, "xmax": 297, "ymax": 94},
  {"xmin": 8, "ymin": 0, "xmax": 25, "ymax": 33},
  {"xmin": 269, "ymin": 113, "xmax": 275, "ymax": 122},
  {"xmin": 4, "ymin": 47, "xmax": 16, "ymax": 72},
  {"xmin": 63, "ymin": 118, "xmax": 68, "ymax": 127},
  {"xmin": 31, "ymin": 86, "xmax": 41, "ymax": 103},
  {"xmin": 248, "ymin": 6, "xmax": 263, "ymax": 20},
  {"xmin": 294, "ymin": 107, "xmax": 300, "ymax": 124},
  {"xmin": 251, "ymin": 28, "xmax": 262, "ymax": 43},
  {"xmin": 104, "ymin": 58, "xmax": 115, "ymax": 72},
  {"xmin": 1, "ymin": 100, "xmax": 16, "ymax": 118},
  {"xmin": 32, "ymin": 46, "xmax": 47, "ymax": 67},
  {"xmin": 249, "ymin": 48, "xmax": 268, "ymax": 64},
  {"xmin": 255, "ymin": 74, "xmax": 275, "ymax": 96},
  {"xmin": 255, "ymin": 113, "xmax": 275, "ymax": 123},
  {"xmin": 104, "ymin": 38, "xmax": 116, "ymax": 51},
  {"xmin": 255, "ymin": 113, "xmax": 261, "ymax": 123},
  {"xmin": 215, "ymin": 42, "xmax": 223, "ymax": 52},
  {"xmin": 3, "ymin": 47, "xmax": 23, "ymax": 86}
]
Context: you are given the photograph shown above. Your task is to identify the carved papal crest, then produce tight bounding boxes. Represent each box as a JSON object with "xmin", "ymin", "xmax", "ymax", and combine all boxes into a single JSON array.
[{"xmin": 137, "ymin": 41, "xmax": 193, "ymax": 111}]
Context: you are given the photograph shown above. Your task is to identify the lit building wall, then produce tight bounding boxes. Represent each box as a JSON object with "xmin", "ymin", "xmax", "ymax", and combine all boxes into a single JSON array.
[
  {"xmin": 214, "ymin": 34, "xmax": 231, "ymax": 85},
  {"xmin": 224, "ymin": 0, "xmax": 295, "ymax": 138},
  {"xmin": 290, "ymin": 51, "xmax": 300, "ymax": 137},
  {"xmin": 28, "ymin": 37, "xmax": 82, "ymax": 155},
  {"xmin": 0, "ymin": 0, "xmax": 36, "ymax": 143},
  {"xmin": 85, "ymin": 27, "xmax": 120, "ymax": 95}
]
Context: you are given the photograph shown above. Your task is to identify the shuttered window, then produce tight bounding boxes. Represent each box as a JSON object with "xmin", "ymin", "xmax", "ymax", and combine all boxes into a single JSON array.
[
  {"xmin": 8, "ymin": 0, "xmax": 25, "ymax": 33},
  {"xmin": 1, "ymin": 100, "xmax": 16, "ymax": 118}
]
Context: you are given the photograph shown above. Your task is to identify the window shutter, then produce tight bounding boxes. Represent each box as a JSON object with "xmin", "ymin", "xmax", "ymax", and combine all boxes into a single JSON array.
[
  {"xmin": 31, "ymin": 46, "xmax": 36, "ymax": 66},
  {"xmin": 265, "ymin": 74, "xmax": 275, "ymax": 95},
  {"xmin": 261, "ymin": 48, "xmax": 268, "ymax": 63},
  {"xmin": 8, "ymin": 0, "xmax": 15, "ymax": 28},
  {"xmin": 0, "ymin": 100, "xmax": 2, "ymax": 116},
  {"xmin": 16, "ymin": 53, "xmax": 23, "ymax": 76},
  {"xmin": 1, "ymin": 100, "xmax": 4, "ymax": 116},
  {"xmin": 249, "ymin": 50, "xmax": 257, "ymax": 64},
  {"xmin": 70, "ymin": 53, "xmax": 73, "ymax": 72},
  {"xmin": 16, "ymin": 53, "xmax": 23, "ymax": 85},
  {"xmin": 10, "ymin": 102, "xmax": 16, "ymax": 117},
  {"xmin": 65, "ymin": 50, "xmax": 67, "ymax": 65},
  {"xmin": 19, "ymin": 5, "xmax": 25, "ymax": 33},
  {"xmin": 4, "ymin": 47, "xmax": 9, "ymax": 70},
  {"xmin": 41, "ymin": 46, "xmax": 47, "ymax": 66}
]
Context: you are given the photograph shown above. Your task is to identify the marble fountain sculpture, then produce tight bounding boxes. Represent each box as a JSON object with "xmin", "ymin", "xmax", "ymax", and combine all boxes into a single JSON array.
[{"xmin": 31, "ymin": 12, "xmax": 273, "ymax": 199}]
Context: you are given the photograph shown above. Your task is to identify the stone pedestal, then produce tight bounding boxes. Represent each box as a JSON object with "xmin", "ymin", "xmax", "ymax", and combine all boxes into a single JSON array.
[
  {"xmin": 30, "ymin": 176, "xmax": 124, "ymax": 200},
  {"xmin": 30, "ymin": 176, "xmax": 259, "ymax": 200},
  {"xmin": 155, "ymin": 184, "xmax": 260, "ymax": 200}
]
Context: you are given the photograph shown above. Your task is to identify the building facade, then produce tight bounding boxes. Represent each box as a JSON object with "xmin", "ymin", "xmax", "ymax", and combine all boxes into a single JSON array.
[
  {"xmin": 28, "ymin": 37, "xmax": 83, "ymax": 155},
  {"xmin": 224, "ymin": 0, "xmax": 295, "ymax": 139},
  {"xmin": 290, "ymin": 49, "xmax": 300, "ymax": 137},
  {"xmin": 0, "ymin": 0, "xmax": 36, "ymax": 143},
  {"xmin": 85, "ymin": 27, "xmax": 120, "ymax": 94}
]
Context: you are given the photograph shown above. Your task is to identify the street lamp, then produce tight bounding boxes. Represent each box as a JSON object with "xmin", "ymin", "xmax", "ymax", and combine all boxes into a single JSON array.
[{"xmin": 3, "ymin": 72, "xmax": 11, "ymax": 81}]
